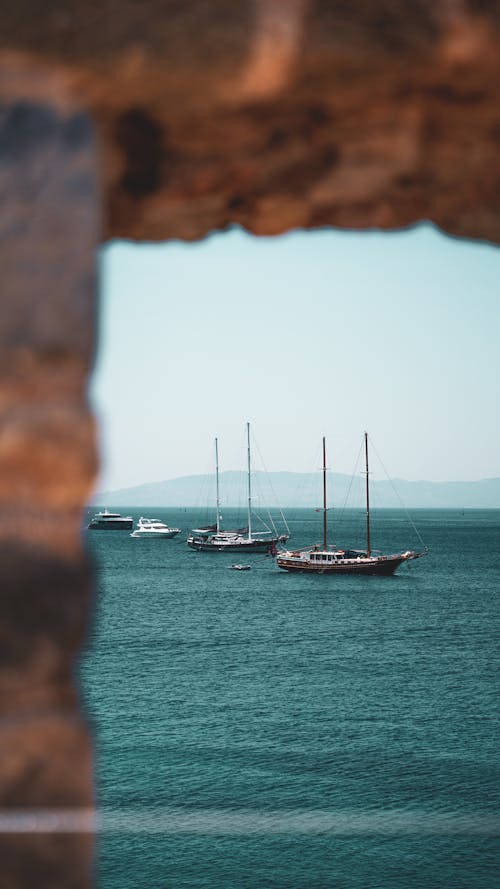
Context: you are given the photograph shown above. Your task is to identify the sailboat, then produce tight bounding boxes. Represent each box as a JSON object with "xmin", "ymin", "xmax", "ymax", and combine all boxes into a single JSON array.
[
  {"xmin": 276, "ymin": 433, "xmax": 426, "ymax": 575},
  {"xmin": 187, "ymin": 424, "xmax": 289, "ymax": 553}
]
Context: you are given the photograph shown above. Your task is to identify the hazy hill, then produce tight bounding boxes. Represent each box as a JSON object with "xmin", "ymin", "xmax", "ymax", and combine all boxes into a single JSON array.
[{"xmin": 92, "ymin": 471, "xmax": 500, "ymax": 509}]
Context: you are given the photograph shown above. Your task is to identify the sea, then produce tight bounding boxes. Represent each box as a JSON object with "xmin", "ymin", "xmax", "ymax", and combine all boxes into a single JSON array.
[{"xmin": 80, "ymin": 508, "xmax": 500, "ymax": 889}]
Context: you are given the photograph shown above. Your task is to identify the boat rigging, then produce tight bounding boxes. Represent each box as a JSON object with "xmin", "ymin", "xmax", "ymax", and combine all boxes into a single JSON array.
[
  {"xmin": 276, "ymin": 433, "xmax": 427, "ymax": 575},
  {"xmin": 187, "ymin": 423, "xmax": 290, "ymax": 553}
]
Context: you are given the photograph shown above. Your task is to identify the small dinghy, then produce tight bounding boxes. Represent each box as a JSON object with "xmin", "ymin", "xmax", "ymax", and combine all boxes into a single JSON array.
[{"xmin": 229, "ymin": 564, "xmax": 251, "ymax": 571}]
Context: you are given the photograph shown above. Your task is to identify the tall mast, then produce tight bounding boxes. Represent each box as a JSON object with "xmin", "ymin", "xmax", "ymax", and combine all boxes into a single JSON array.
[
  {"xmin": 364, "ymin": 431, "xmax": 371, "ymax": 557},
  {"xmin": 246, "ymin": 422, "xmax": 252, "ymax": 540},
  {"xmin": 322, "ymin": 436, "xmax": 327, "ymax": 551},
  {"xmin": 215, "ymin": 437, "xmax": 221, "ymax": 533}
]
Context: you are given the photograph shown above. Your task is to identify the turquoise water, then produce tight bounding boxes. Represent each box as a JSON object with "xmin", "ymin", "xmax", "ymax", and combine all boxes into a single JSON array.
[{"xmin": 81, "ymin": 509, "xmax": 500, "ymax": 888}]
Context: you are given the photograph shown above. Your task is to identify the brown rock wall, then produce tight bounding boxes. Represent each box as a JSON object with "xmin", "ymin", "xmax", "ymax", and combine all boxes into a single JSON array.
[
  {"xmin": 0, "ymin": 70, "xmax": 98, "ymax": 888},
  {"xmin": 1, "ymin": 0, "xmax": 500, "ymax": 243}
]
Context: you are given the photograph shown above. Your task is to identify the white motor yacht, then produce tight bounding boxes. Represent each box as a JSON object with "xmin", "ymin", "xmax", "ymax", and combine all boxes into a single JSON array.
[{"xmin": 131, "ymin": 517, "xmax": 180, "ymax": 539}]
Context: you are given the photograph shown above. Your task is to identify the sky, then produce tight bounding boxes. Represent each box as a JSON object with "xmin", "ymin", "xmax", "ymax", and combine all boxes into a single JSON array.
[{"xmin": 90, "ymin": 224, "xmax": 500, "ymax": 493}]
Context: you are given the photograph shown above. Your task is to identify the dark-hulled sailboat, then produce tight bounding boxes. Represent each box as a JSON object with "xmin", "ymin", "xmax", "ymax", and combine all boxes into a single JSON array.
[
  {"xmin": 187, "ymin": 423, "xmax": 289, "ymax": 553},
  {"xmin": 276, "ymin": 434, "xmax": 426, "ymax": 575}
]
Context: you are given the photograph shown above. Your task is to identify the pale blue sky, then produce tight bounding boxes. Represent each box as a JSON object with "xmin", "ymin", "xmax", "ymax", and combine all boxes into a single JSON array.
[{"xmin": 91, "ymin": 225, "xmax": 499, "ymax": 492}]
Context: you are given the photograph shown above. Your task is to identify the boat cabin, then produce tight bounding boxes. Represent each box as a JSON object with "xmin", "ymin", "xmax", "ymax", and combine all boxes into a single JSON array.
[{"xmin": 289, "ymin": 548, "xmax": 369, "ymax": 563}]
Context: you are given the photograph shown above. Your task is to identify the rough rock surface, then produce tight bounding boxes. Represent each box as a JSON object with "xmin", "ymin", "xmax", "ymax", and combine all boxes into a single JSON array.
[
  {"xmin": 0, "ymin": 88, "xmax": 98, "ymax": 887},
  {"xmin": 1, "ymin": 0, "xmax": 500, "ymax": 244}
]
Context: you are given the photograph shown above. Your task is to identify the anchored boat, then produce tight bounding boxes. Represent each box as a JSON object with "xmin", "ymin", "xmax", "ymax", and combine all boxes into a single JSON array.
[
  {"xmin": 87, "ymin": 509, "xmax": 133, "ymax": 531},
  {"xmin": 130, "ymin": 517, "xmax": 180, "ymax": 539},
  {"xmin": 187, "ymin": 424, "xmax": 289, "ymax": 553},
  {"xmin": 276, "ymin": 434, "xmax": 427, "ymax": 575}
]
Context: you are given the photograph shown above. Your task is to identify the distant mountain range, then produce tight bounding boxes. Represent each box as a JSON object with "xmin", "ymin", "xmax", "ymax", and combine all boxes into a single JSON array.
[{"xmin": 92, "ymin": 471, "xmax": 500, "ymax": 509}]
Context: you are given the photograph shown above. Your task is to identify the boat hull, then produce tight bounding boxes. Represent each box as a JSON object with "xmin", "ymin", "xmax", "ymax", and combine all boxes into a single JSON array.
[
  {"xmin": 276, "ymin": 555, "xmax": 406, "ymax": 575},
  {"xmin": 131, "ymin": 530, "xmax": 180, "ymax": 539},
  {"xmin": 187, "ymin": 538, "xmax": 275, "ymax": 553}
]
